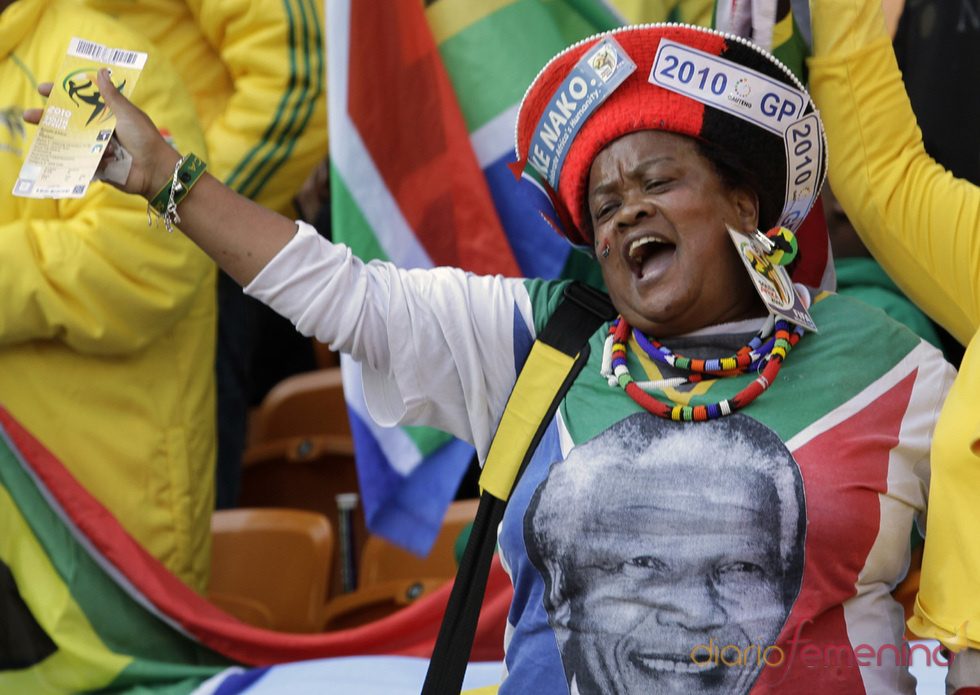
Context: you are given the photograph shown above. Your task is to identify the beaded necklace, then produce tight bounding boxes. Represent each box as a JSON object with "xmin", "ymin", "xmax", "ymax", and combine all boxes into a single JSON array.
[{"xmin": 602, "ymin": 315, "xmax": 804, "ymax": 421}]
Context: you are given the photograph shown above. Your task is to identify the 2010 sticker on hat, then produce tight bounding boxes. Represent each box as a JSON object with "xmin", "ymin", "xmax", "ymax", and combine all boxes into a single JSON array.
[
  {"xmin": 778, "ymin": 112, "xmax": 823, "ymax": 232},
  {"xmin": 528, "ymin": 37, "xmax": 636, "ymax": 188},
  {"xmin": 649, "ymin": 38, "xmax": 823, "ymax": 232},
  {"xmin": 649, "ymin": 40, "xmax": 805, "ymax": 136}
]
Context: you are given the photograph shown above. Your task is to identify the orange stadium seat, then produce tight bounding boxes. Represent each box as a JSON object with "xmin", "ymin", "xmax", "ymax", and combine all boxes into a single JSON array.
[{"xmin": 208, "ymin": 508, "xmax": 334, "ymax": 633}]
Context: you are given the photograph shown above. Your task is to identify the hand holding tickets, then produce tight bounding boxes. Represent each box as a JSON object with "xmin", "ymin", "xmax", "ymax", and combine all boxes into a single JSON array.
[
  {"xmin": 22, "ymin": 49, "xmax": 312, "ymax": 285},
  {"xmin": 13, "ymin": 38, "xmax": 146, "ymax": 199}
]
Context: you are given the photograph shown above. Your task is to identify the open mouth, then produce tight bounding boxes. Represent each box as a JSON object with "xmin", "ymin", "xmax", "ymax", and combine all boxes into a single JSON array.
[{"xmin": 627, "ymin": 235, "xmax": 676, "ymax": 280}]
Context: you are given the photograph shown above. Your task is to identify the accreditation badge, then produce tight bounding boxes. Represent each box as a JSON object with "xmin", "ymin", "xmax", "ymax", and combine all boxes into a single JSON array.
[{"xmin": 727, "ymin": 225, "xmax": 818, "ymax": 332}]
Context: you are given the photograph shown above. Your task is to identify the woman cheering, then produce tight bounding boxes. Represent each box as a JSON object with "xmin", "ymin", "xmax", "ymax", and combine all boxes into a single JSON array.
[{"xmin": 35, "ymin": 22, "xmax": 955, "ymax": 693}]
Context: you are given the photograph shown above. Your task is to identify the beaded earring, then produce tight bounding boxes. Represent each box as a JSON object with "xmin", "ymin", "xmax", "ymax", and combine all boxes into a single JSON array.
[{"xmin": 753, "ymin": 226, "xmax": 798, "ymax": 266}]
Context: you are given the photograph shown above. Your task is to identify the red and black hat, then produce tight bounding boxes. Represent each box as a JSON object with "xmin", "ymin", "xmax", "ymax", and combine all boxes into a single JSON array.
[{"xmin": 514, "ymin": 24, "xmax": 828, "ymax": 264}]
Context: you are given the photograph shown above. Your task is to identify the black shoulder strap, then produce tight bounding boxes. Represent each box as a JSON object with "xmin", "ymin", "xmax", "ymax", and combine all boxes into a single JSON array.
[{"xmin": 421, "ymin": 281, "xmax": 615, "ymax": 695}]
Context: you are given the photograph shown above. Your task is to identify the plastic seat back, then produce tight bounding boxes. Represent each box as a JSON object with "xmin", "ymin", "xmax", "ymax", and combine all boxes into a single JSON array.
[{"xmin": 208, "ymin": 507, "xmax": 334, "ymax": 633}]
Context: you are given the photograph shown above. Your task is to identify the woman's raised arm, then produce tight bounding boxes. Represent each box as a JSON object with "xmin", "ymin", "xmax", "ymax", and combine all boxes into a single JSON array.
[{"xmin": 68, "ymin": 69, "xmax": 301, "ymax": 286}]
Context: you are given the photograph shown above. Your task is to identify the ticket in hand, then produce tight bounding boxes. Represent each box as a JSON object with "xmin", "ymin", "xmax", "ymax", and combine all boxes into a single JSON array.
[{"xmin": 12, "ymin": 37, "xmax": 146, "ymax": 199}]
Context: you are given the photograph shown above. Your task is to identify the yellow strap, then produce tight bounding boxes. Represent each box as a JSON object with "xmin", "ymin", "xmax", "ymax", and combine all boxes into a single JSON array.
[{"xmin": 479, "ymin": 341, "xmax": 576, "ymax": 501}]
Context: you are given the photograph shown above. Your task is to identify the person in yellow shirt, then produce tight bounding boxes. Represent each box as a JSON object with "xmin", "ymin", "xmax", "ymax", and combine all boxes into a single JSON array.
[
  {"xmin": 807, "ymin": 0, "xmax": 980, "ymax": 689},
  {"xmin": 78, "ymin": 0, "xmax": 329, "ymax": 508},
  {"xmin": 0, "ymin": 0, "xmax": 215, "ymax": 593}
]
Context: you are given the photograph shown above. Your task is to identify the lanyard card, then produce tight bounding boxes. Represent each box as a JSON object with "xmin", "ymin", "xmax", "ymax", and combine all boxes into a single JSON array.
[
  {"xmin": 727, "ymin": 225, "xmax": 818, "ymax": 332},
  {"xmin": 13, "ymin": 38, "xmax": 146, "ymax": 199}
]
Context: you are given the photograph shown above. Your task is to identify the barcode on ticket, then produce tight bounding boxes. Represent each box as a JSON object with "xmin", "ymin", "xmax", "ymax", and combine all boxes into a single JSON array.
[{"xmin": 68, "ymin": 38, "xmax": 147, "ymax": 69}]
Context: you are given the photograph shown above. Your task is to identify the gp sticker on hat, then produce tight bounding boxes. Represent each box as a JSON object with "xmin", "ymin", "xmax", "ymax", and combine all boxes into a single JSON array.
[
  {"xmin": 528, "ymin": 37, "xmax": 636, "ymax": 188},
  {"xmin": 777, "ymin": 113, "xmax": 824, "ymax": 232},
  {"xmin": 649, "ymin": 40, "xmax": 805, "ymax": 136}
]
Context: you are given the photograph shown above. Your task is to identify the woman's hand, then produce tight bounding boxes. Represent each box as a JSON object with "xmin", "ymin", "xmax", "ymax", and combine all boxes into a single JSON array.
[
  {"xmin": 25, "ymin": 68, "xmax": 300, "ymax": 285},
  {"xmin": 22, "ymin": 70, "xmax": 179, "ymax": 200},
  {"xmin": 93, "ymin": 68, "xmax": 180, "ymax": 199}
]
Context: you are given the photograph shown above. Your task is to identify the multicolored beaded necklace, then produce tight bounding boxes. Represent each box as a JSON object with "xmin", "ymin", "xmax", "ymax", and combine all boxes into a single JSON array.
[{"xmin": 602, "ymin": 314, "xmax": 804, "ymax": 421}]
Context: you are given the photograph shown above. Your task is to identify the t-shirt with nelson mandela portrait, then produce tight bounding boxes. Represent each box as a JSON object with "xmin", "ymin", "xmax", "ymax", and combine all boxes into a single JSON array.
[{"xmin": 245, "ymin": 222, "xmax": 955, "ymax": 694}]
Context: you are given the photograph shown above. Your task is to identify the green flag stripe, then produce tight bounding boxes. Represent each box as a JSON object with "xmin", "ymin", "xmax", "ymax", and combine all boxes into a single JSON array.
[
  {"xmin": 737, "ymin": 295, "xmax": 921, "ymax": 440},
  {"xmin": 522, "ymin": 289, "xmax": 924, "ymax": 447},
  {"xmin": 329, "ymin": 162, "xmax": 389, "ymax": 262},
  {"xmin": 0, "ymin": 428, "xmax": 231, "ymax": 677},
  {"xmin": 436, "ymin": 0, "xmax": 620, "ymax": 132},
  {"xmin": 108, "ymin": 657, "xmax": 225, "ymax": 693},
  {"xmin": 402, "ymin": 423, "xmax": 455, "ymax": 457}
]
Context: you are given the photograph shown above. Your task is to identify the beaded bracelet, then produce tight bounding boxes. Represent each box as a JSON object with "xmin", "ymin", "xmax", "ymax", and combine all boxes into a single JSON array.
[{"xmin": 147, "ymin": 153, "xmax": 208, "ymax": 233}]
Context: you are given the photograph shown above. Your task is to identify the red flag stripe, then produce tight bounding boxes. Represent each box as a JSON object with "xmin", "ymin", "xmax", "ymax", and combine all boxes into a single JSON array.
[
  {"xmin": 0, "ymin": 405, "xmax": 509, "ymax": 667},
  {"xmin": 347, "ymin": 0, "xmax": 520, "ymax": 276}
]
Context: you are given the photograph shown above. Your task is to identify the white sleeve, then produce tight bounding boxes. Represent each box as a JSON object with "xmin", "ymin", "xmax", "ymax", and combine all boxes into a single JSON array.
[{"xmin": 244, "ymin": 222, "xmax": 537, "ymax": 455}]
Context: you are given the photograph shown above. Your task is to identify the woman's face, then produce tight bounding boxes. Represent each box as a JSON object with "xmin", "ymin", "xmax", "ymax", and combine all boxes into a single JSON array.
[{"xmin": 588, "ymin": 130, "xmax": 765, "ymax": 337}]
